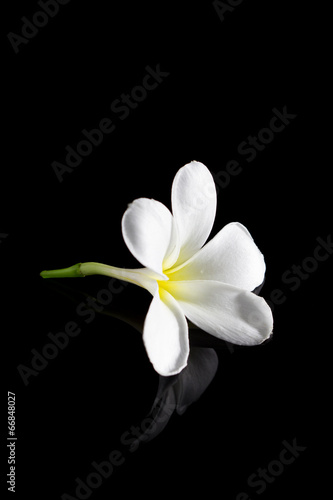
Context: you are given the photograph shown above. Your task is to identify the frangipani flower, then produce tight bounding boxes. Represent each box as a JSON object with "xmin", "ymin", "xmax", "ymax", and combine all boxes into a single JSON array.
[{"xmin": 41, "ymin": 161, "xmax": 273, "ymax": 376}]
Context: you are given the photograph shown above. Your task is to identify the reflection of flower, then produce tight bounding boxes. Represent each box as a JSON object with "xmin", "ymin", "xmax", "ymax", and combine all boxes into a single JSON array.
[
  {"xmin": 127, "ymin": 347, "xmax": 219, "ymax": 450},
  {"xmin": 41, "ymin": 161, "xmax": 273, "ymax": 376}
]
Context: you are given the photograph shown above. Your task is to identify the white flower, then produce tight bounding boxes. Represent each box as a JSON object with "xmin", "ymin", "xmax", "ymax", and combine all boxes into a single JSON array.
[
  {"xmin": 119, "ymin": 161, "xmax": 272, "ymax": 375},
  {"xmin": 41, "ymin": 161, "xmax": 273, "ymax": 376}
]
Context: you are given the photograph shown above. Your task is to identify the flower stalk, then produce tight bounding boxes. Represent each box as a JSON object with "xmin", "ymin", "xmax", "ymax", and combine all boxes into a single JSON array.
[
  {"xmin": 40, "ymin": 263, "xmax": 84, "ymax": 279},
  {"xmin": 40, "ymin": 262, "xmax": 161, "ymax": 293},
  {"xmin": 40, "ymin": 261, "xmax": 138, "ymax": 279}
]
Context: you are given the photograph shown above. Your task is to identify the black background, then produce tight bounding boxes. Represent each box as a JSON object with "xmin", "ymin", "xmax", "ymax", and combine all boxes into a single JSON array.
[{"xmin": 2, "ymin": 1, "xmax": 331, "ymax": 499}]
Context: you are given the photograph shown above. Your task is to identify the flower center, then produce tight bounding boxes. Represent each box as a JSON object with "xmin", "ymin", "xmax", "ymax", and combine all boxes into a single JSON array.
[{"xmin": 157, "ymin": 277, "xmax": 175, "ymax": 294}]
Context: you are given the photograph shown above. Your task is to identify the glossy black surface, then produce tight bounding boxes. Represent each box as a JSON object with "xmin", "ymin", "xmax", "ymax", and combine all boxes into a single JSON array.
[{"xmin": 3, "ymin": 1, "xmax": 330, "ymax": 498}]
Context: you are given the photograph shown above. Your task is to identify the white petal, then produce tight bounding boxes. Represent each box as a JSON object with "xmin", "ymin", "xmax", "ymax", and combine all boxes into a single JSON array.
[
  {"xmin": 122, "ymin": 198, "xmax": 180, "ymax": 276},
  {"xmin": 171, "ymin": 161, "xmax": 217, "ymax": 266},
  {"xmin": 167, "ymin": 222, "xmax": 266, "ymax": 291},
  {"xmin": 143, "ymin": 287, "xmax": 189, "ymax": 376},
  {"xmin": 163, "ymin": 280, "xmax": 273, "ymax": 345}
]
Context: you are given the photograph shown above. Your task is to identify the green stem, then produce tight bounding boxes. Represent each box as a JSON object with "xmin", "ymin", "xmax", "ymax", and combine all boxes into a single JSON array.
[
  {"xmin": 40, "ymin": 263, "xmax": 84, "ymax": 279},
  {"xmin": 40, "ymin": 262, "xmax": 129, "ymax": 279},
  {"xmin": 40, "ymin": 262, "xmax": 159, "ymax": 295}
]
